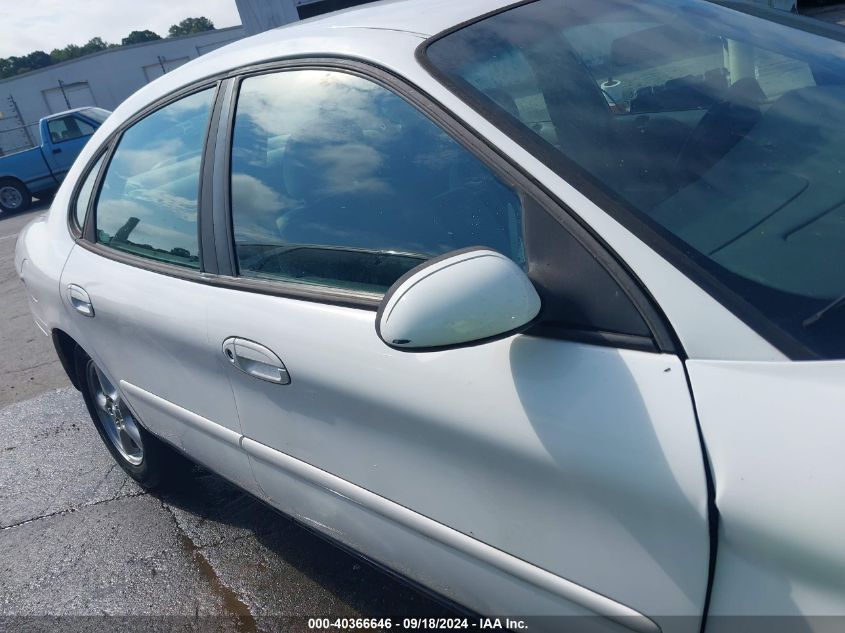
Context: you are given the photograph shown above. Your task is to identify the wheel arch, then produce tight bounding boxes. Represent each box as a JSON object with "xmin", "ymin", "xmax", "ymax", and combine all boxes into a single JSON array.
[
  {"xmin": 51, "ymin": 328, "xmax": 82, "ymax": 391},
  {"xmin": 0, "ymin": 175, "xmax": 30, "ymax": 193}
]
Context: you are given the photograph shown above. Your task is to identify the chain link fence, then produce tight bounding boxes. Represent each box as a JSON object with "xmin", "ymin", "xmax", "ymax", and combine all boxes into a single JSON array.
[
  {"xmin": 0, "ymin": 121, "xmax": 40, "ymax": 156},
  {"xmin": 0, "ymin": 94, "xmax": 41, "ymax": 157}
]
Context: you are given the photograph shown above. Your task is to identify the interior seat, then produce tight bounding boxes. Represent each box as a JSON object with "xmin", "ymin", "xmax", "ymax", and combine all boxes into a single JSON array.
[{"xmin": 674, "ymin": 76, "xmax": 767, "ymax": 183}]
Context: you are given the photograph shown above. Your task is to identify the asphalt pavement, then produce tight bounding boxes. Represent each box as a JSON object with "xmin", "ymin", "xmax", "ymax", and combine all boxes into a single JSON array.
[
  {"xmin": 0, "ymin": 204, "xmax": 70, "ymax": 406},
  {"xmin": 0, "ymin": 204, "xmax": 449, "ymax": 630}
]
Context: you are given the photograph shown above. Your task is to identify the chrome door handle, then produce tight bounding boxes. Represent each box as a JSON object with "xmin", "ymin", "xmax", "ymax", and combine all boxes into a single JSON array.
[
  {"xmin": 67, "ymin": 284, "xmax": 94, "ymax": 317},
  {"xmin": 222, "ymin": 337, "xmax": 290, "ymax": 385}
]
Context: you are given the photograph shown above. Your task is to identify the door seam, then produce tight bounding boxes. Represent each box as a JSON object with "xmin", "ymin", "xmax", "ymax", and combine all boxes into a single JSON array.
[{"xmin": 682, "ymin": 360, "xmax": 720, "ymax": 633}]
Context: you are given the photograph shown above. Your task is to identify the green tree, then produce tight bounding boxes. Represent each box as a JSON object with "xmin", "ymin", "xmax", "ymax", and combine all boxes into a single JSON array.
[
  {"xmin": 79, "ymin": 37, "xmax": 112, "ymax": 56},
  {"xmin": 49, "ymin": 44, "xmax": 81, "ymax": 63},
  {"xmin": 0, "ymin": 57, "xmax": 21, "ymax": 79},
  {"xmin": 49, "ymin": 37, "xmax": 113, "ymax": 65},
  {"xmin": 24, "ymin": 51, "xmax": 52, "ymax": 69},
  {"xmin": 122, "ymin": 30, "xmax": 162, "ymax": 46},
  {"xmin": 168, "ymin": 16, "xmax": 215, "ymax": 38},
  {"xmin": 0, "ymin": 51, "xmax": 51, "ymax": 78},
  {"xmin": 0, "ymin": 34, "xmax": 126, "ymax": 79}
]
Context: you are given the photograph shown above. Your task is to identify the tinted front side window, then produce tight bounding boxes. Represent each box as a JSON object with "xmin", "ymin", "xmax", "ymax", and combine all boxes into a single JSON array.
[
  {"xmin": 230, "ymin": 70, "xmax": 524, "ymax": 294},
  {"xmin": 95, "ymin": 89, "xmax": 214, "ymax": 269},
  {"xmin": 427, "ymin": 0, "xmax": 845, "ymax": 357}
]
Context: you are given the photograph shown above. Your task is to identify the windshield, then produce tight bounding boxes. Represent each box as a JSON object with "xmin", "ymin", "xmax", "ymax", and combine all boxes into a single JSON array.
[
  {"xmin": 425, "ymin": 0, "xmax": 845, "ymax": 359},
  {"xmin": 79, "ymin": 107, "xmax": 111, "ymax": 124}
]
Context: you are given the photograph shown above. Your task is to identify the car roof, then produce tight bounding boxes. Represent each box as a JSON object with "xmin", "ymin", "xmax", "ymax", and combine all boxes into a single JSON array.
[
  {"xmin": 39, "ymin": 106, "xmax": 100, "ymax": 122},
  {"xmin": 99, "ymin": 0, "xmax": 515, "ymax": 131},
  {"xmin": 290, "ymin": 0, "xmax": 509, "ymax": 35}
]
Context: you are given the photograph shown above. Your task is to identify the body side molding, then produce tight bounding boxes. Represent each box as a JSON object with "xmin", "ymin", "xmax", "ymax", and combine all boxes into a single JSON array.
[
  {"xmin": 242, "ymin": 437, "xmax": 660, "ymax": 633},
  {"xmin": 117, "ymin": 380, "xmax": 659, "ymax": 633},
  {"xmin": 120, "ymin": 380, "xmax": 242, "ymax": 447}
]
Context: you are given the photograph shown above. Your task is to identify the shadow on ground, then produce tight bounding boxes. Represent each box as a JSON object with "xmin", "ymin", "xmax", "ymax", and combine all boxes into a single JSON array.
[
  {"xmin": 159, "ymin": 462, "xmax": 458, "ymax": 626},
  {"xmin": 0, "ymin": 388, "xmax": 454, "ymax": 631}
]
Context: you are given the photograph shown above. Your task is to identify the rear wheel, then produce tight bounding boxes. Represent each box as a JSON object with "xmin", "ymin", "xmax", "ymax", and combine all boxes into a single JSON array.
[
  {"xmin": 0, "ymin": 179, "xmax": 32, "ymax": 214},
  {"xmin": 75, "ymin": 347, "xmax": 186, "ymax": 489}
]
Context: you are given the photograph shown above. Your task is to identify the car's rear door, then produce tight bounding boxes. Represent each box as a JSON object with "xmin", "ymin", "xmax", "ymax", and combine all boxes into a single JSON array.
[
  {"xmin": 204, "ymin": 63, "xmax": 712, "ymax": 630},
  {"xmin": 59, "ymin": 85, "xmax": 256, "ymax": 492}
]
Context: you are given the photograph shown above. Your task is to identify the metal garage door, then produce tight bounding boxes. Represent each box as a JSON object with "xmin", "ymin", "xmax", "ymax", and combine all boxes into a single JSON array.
[
  {"xmin": 143, "ymin": 56, "xmax": 190, "ymax": 82},
  {"xmin": 42, "ymin": 82, "xmax": 96, "ymax": 113}
]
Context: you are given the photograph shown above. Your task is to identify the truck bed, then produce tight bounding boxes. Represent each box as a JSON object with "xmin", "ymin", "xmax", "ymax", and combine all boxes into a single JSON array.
[{"xmin": 0, "ymin": 145, "xmax": 55, "ymax": 194}]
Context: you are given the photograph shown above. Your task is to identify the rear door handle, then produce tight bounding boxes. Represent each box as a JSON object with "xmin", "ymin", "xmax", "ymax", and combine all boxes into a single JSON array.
[
  {"xmin": 222, "ymin": 337, "xmax": 290, "ymax": 385},
  {"xmin": 67, "ymin": 284, "xmax": 94, "ymax": 317}
]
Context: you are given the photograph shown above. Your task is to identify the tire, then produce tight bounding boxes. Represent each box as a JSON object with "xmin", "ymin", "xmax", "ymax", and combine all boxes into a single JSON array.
[
  {"xmin": 74, "ymin": 346, "xmax": 187, "ymax": 490},
  {"xmin": 0, "ymin": 179, "xmax": 32, "ymax": 214},
  {"xmin": 34, "ymin": 188, "xmax": 57, "ymax": 204}
]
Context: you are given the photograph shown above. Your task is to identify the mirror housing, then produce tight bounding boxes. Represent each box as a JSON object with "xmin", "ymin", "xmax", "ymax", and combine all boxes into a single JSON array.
[{"xmin": 376, "ymin": 248, "xmax": 541, "ymax": 350}]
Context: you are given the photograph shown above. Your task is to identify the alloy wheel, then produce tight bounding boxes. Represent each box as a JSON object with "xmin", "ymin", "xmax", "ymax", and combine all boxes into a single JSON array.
[{"xmin": 87, "ymin": 362, "xmax": 144, "ymax": 466}]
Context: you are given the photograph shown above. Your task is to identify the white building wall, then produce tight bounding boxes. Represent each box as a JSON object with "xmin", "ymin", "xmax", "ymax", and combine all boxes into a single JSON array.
[
  {"xmin": 234, "ymin": 0, "xmax": 377, "ymax": 35},
  {"xmin": 235, "ymin": 0, "xmax": 300, "ymax": 35},
  {"xmin": 0, "ymin": 26, "xmax": 245, "ymax": 153}
]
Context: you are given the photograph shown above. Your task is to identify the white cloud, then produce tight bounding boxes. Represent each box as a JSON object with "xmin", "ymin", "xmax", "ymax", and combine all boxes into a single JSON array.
[{"xmin": 0, "ymin": 0, "xmax": 242, "ymax": 58}]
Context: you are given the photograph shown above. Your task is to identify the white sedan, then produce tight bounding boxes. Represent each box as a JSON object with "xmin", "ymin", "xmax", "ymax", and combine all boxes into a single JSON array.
[{"xmin": 14, "ymin": 0, "xmax": 845, "ymax": 631}]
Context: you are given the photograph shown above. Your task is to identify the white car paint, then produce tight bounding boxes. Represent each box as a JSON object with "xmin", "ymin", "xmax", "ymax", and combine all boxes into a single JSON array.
[
  {"xmin": 58, "ymin": 248, "xmax": 258, "ymax": 493},
  {"xmin": 67, "ymin": 11, "xmax": 786, "ymax": 364},
  {"xmin": 204, "ymin": 282, "xmax": 710, "ymax": 631},
  {"xmin": 12, "ymin": 0, "xmax": 843, "ymax": 629},
  {"xmin": 377, "ymin": 249, "xmax": 541, "ymax": 348},
  {"xmin": 687, "ymin": 360, "xmax": 845, "ymax": 620}
]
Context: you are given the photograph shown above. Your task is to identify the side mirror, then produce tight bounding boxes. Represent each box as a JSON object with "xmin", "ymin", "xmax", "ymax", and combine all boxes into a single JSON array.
[{"xmin": 376, "ymin": 248, "xmax": 541, "ymax": 350}]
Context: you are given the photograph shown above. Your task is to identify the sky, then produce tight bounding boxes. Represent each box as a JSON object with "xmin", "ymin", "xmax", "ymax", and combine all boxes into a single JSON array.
[{"xmin": 0, "ymin": 0, "xmax": 243, "ymax": 58}]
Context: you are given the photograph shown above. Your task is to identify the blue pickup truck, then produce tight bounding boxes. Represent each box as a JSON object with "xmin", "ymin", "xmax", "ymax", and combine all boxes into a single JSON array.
[{"xmin": 0, "ymin": 107, "xmax": 110, "ymax": 214}]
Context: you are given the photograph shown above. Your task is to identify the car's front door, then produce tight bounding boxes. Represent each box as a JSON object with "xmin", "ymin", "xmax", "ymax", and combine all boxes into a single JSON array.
[
  {"xmin": 60, "ymin": 87, "xmax": 256, "ymax": 492},
  {"xmin": 206, "ymin": 66, "xmax": 711, "ymax": 631},
  {"xmin": 45, "ymin": 114, "xmax": 98, "ymax": 179}
]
